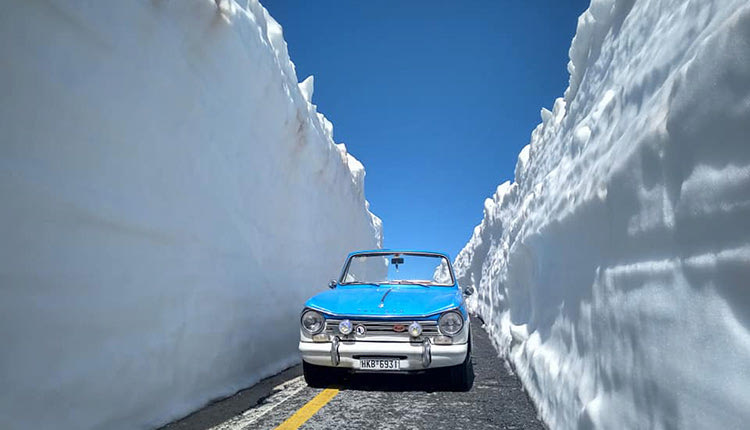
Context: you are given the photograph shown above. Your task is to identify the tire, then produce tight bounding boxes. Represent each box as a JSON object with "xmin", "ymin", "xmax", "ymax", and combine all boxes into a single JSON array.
[
  {"xmin": 302, "ymin": 360, "xmax": 335, "ymax": 388},
  {"xmin": 447, "ymin": 339, "xmax": 474, "ymax": 391}
]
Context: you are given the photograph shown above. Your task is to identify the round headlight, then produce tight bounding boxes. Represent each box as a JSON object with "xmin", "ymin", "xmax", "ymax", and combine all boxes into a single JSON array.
[
  {"xmin": 338, "ymin": 319, "xmax": 353, "ymax": 335},
  {"xmin": 438, "ymin": 311, "xmax": 464, "ymax": 336},
  {"xmin": 301, "ymin": 310, "xmax": 325, "ymax": 335},
  {"xmin": 408, "ymin": 321, "xmax": 423, "ymax": 337}
]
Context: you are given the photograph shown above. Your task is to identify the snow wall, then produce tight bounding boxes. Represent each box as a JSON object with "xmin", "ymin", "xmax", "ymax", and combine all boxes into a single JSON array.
[
  {"xmin": 0, "ymin": 1, "xmax": 381, "ymax": 429},
  {"xmin": 454, "ymin": 0, "xmax": 750, "ymax": 428}
]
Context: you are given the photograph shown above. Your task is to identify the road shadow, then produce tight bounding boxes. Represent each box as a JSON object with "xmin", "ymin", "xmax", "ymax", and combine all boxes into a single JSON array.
[{"xmin": 326, "ymin": 367, "xmax": 475, "ymax": 393}]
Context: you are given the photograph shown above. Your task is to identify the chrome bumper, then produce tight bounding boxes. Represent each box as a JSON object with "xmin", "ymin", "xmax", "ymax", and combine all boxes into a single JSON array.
[{"xmin": 299, "ymin": 338, "xmax": 467, "ymax": 370}]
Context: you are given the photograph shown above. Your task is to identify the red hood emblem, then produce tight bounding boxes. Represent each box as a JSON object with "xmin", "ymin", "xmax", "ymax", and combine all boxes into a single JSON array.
[{"xmin": 392, "ymin": 324, "xmax": 406, "ymax": 332}]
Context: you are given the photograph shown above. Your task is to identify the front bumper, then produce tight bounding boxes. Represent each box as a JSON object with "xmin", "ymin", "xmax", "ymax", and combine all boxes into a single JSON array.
[{"xmin": 299, "ymin": 338, "xmax": 468, "ymax": 371}]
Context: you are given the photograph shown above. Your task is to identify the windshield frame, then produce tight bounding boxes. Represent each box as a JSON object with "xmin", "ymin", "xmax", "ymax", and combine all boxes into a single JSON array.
[{"xmin": 338, "ymin": 251, "xmax": 456, "ymax": 287}]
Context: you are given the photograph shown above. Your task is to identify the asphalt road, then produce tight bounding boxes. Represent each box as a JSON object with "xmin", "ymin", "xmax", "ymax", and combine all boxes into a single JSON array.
[{"xmin": 161, "ymin": 319, "xmax": 545, "ymax": 430}]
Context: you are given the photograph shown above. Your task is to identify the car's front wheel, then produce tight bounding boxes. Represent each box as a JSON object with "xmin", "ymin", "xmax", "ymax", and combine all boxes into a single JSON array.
[
  {"xmin": 447, "ymin": 340, "xmax": 474, "ymax": 391},
  {"xmin": 302, "ymin": 361, "xmax": 336, "ymax": 388}
]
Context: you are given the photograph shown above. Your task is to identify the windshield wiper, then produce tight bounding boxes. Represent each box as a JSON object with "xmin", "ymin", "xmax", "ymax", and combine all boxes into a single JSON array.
[
  {"xmin": 389, "ymin": 280, "xmax": 432, "ymax": 287},
  {"xmin": 343, "ymin": 282, "xmax": 382, "ymax": 286}
]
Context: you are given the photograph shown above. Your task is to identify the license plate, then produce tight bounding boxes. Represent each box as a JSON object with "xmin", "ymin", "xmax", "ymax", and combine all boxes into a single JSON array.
[{"xmin": 359, "ymin": 357, "xmax": 400, "ymax": 371}]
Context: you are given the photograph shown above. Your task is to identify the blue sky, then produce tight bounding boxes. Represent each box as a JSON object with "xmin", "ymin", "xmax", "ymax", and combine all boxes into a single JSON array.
[{"xmin": 262, "ymin": 1, "xmax": 590, "ymax": 259}]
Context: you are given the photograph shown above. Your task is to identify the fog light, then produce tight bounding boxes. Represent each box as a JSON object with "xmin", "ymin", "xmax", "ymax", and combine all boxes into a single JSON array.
[
  {"xmin": 338, "ymin": 319, "xmax": 353, "ymax": 335},
  {"xmin": 408, "ymin": 321, "xmax": 422, "ymax": 337}
]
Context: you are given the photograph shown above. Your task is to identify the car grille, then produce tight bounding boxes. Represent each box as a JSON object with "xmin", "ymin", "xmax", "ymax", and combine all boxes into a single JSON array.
[{"xmin": 325, "ymin": 319, "xmax": 440, "ymax": 341}]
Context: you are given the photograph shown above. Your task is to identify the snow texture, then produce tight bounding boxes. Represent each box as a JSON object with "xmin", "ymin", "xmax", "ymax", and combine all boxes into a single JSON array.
[
  {"xmin": 454, "ymin": 0, "xmax": 750, "ymax": 428},
  {"xmin": 0, "ymin": 1, "xmax": 381, "ymax": 429}
]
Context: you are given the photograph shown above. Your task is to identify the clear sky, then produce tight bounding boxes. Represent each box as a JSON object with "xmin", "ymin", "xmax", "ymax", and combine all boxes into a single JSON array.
[{"xmin": 262, "ymin": 0, "xmax": 591, "ymax": 259}]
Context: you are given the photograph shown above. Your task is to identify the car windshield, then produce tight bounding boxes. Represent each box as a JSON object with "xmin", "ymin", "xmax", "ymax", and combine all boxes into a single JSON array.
[{"xmin": 340, "ymin": 253, "xmax": 455, "ymax": 286}]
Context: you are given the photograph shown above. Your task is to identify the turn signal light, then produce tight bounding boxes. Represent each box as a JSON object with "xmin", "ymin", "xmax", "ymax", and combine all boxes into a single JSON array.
[
  {"xmin": 312, "ymin": 334, "xmax": 329, "ymax": 342},
  {"xmin": 434, "ymin": 336, "xmax": 453, "ymax": 345}
]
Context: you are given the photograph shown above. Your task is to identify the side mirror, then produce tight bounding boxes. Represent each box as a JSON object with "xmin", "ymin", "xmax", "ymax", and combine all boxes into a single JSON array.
[
  {"xmin": 463, "ymin": 286, "xmax": 475, "ymax": 296},
  {"xmin": 328, "ymin": 280, "xmax": 338, "ymax": 289}
]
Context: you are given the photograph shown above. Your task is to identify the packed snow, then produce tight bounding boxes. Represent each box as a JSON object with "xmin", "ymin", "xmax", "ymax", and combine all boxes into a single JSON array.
[
  {"xmin": 454, "ymin": 0, "xmax": 750, "ymax": 428},
  {"xmin": 0, "ymin": 1, "xmax": 381, "ymax": 429}
]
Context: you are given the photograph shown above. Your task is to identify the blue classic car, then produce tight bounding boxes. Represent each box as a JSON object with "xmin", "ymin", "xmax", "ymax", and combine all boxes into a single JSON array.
[{"xmin": 298, "ymin": 250, "xmax": 475, "ymax": 390}]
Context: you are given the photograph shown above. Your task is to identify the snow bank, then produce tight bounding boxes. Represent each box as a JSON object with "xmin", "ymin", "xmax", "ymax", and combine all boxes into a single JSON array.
[
  {"xmin": 0, "ymin": 1, "xmax": 381, "ymax": 429},
  {"xmin": 454, "ymin": 0, "xmax": 750, "ymax": 428}
]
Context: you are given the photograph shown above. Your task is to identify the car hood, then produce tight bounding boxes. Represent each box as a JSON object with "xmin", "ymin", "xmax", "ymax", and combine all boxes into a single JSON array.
[{"xmin": 305, "ymin": 284, "xmax": 463, "ymax": 318}]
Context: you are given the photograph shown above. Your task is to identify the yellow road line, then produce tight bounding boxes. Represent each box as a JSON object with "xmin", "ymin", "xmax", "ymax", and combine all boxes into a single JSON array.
[{"xmin": 274, "ymin": 388, "xmax": 339, "ymax": 430}]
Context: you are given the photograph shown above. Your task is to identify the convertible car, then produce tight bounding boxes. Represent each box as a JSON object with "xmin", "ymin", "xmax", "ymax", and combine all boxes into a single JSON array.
[{"xmin": 298, "ymin": 250, "xmax": 474, "ymax": 390}]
